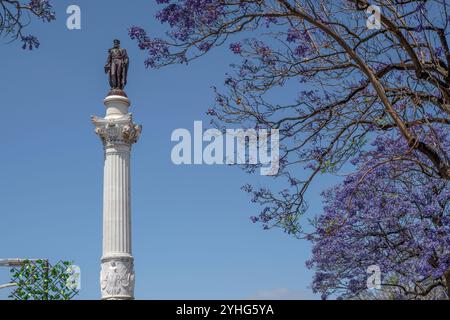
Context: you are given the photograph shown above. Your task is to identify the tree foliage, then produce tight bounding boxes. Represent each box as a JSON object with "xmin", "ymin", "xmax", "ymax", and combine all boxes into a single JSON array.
[
  {"xmin": 307, "ymin": 132, "xmax": 449, "ymax": 300},
  {"xmin": 131, "ymin": 0, "xmax": 449, "ymax": 234},
  {"xmin": 0, "ymin": 0, "xmax": 55, "ymax": 49},
  {"xmin": 131, "ymin": 0, "xmax": 450, "ymax": 299}
]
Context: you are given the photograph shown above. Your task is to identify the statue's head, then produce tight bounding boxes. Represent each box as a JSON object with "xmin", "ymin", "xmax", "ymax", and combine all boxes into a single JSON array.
[{"xmin": 113, "ymin": 39, "xmax": 120, "ymax": 48}]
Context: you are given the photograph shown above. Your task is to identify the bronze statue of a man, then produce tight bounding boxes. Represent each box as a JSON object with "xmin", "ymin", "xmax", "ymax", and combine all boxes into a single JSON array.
[{"xmin": 105, "ymin": 39, "xmax": 129, "ymax": 95}]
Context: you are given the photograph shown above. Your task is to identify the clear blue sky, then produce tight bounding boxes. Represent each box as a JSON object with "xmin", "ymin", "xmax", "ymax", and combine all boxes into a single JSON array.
[{"xmin": 0, "ymin": 0, "xmax": 339, "ymax": 299}]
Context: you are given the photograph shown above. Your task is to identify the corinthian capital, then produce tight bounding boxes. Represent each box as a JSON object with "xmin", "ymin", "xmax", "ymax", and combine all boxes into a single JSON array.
[{"xmin": 92, "ymin": 114, "xmax": 142, "ymax": 146}]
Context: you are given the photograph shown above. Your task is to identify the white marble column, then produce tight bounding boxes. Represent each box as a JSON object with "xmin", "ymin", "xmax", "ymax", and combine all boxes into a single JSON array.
[{"xmin": 92, "ymin": 95, "xmax": 142, "ymax": 300}]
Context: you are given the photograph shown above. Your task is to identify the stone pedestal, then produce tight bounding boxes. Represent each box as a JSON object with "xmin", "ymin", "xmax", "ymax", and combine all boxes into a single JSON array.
[{"xmin": 92, "ymin": 95, "xmax": 142, "ymax": 300}]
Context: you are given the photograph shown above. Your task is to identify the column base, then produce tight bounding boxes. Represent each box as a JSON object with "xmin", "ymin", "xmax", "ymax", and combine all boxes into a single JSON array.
[{"xmin": 100, "ymin": 255, "xmax": 135, "ymax": 300}]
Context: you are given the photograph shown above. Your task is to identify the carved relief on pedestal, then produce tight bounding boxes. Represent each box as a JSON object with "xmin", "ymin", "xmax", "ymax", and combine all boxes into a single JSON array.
[
  {"xmin": 100, "ymin": 257, "xmax": 135, "ymax": 299},
  {"xmin": 92, "ymin": 114, "xmax": 142, "ymax": 146}
]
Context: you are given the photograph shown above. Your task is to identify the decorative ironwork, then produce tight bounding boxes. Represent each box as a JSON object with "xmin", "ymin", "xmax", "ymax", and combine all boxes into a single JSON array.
[{"xmin": 9, "ymin": 260, "xmax": 79, "ymax": 300}]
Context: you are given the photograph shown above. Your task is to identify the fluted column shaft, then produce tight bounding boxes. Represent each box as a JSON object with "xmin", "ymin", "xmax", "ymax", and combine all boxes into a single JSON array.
[
  {"xmin": 92, "ymin": 95, "xmax": 141, "ymax": 300},
  {"xmin": 103, "ymin": 144, "xmax": 132, "ymax": 255}
]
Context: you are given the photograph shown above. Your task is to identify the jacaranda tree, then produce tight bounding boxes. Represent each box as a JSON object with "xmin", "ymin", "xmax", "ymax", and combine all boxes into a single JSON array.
[
  {"xmin": 307, "ymin": 132, "xmax": 449, "ymax": 300},
  {"xmin": 0, "ymin": 0, "xmax": 55, "ymax": 49},
  {"xmin": 130, "ymin": 0, "xmax": 449, "ymax": 231},
  {"xmin": 130, "ymin": 0, "xmax": 449, "ymax": 298}
]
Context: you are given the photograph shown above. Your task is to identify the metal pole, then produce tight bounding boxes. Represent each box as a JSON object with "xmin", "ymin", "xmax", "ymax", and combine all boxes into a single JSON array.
[
  {"xmin": 0, "ymin": 283, "xmax": 17, "ymax": 290},
  {"xmin": 43, "ymin": 260, "xmax": 49, "ymax": 300},
  {"xmin": 0, "ymin": 259, "xmax": 43, "ymax": 267}
]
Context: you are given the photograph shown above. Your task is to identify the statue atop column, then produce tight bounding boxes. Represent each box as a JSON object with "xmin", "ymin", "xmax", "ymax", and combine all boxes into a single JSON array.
[{"xmin": 105, "ymin": 39, "xmax": 129, "ymax": 96}]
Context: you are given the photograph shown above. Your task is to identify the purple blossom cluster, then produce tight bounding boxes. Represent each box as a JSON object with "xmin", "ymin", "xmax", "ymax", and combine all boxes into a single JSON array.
[
  {"xmin": 129, "ymin": 27, "xmax": 171, "ymax": 68},
  {"xmin": 286, "ymin": 27, "xmax": 313, "ymax": 57},
  {"xmin": 307, "ymin": 132, "xmax": 450, "ymax": 299},
  {"xmin": 129, "ymin": 1, "xmax": 227, "ymax": 67},
  {"xmin": 229, "ymin": 42, "xmax": 242, "ymax": 54},
  {"xmin": 21, "ymin": 35, "xmax": 40, "ymax": 50},
  {"xmin": 28, "ymin": 0, "xmax": 55, "ymax": 22},
  {"xmin": 155, "ymin": 0, "xmax": 223, "ymax": 41}
]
